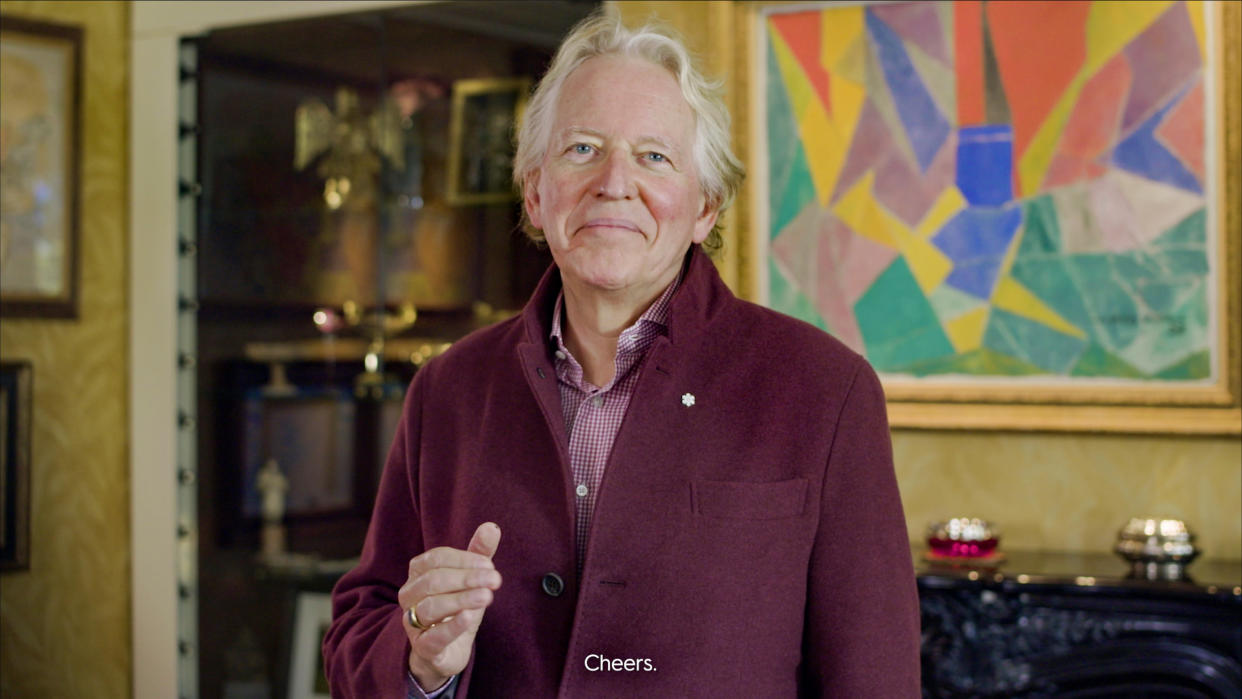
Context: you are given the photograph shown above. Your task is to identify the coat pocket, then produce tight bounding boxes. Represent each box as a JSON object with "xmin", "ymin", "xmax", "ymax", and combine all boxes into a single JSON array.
[{"xmin": 692, "ymin": 478, "xmax": 807, "ymax": 520}]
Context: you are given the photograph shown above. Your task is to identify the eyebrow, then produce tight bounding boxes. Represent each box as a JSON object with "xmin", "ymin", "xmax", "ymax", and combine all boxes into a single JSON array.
[{"xmin": 559, "ymin": 127, "xmax": 679, "ymax": 154}]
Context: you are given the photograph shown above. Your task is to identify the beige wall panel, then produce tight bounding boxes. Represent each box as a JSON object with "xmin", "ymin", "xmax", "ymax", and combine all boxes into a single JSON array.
[
  {"xmin": 0, "ymin": 2, "xmax": 131, "ymax": 698},
  {"xmin": 895, "ymin": 432, "xmax": 1241, "ymax": 559},
  {"xmin": 612, "ymin": 1, "xmax": 1242, "ymax": 563}
]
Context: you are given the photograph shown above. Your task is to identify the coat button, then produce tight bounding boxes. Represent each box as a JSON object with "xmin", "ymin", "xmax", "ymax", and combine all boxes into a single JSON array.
[{"xmin": 541, "ymin": 572, "xmax": 564, "ymax": 597}]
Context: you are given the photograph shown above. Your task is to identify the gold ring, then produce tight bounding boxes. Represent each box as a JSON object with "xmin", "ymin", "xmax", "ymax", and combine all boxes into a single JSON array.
[{"xmin": 407, "ymin": 604, "xmax": 428, "ymax": 631}]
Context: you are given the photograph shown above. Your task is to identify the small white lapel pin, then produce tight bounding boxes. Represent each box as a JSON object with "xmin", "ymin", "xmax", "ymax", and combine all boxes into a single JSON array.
[{"xmin": 681, "ymin": 393, "xmax": 696, "ymax": 407}]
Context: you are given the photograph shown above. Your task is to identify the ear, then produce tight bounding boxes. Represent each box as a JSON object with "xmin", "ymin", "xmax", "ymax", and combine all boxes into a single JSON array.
[
  {"xmin": 523, "ymin": 172, "xmax": 543, "ymax": 230},
  {"xmin": 691, "ymin": 198, "xmax": 719, "ymax": 245}
]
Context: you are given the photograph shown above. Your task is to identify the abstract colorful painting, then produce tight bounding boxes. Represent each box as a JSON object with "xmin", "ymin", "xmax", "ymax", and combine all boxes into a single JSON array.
[{"xmin": 760, "ymin": 1, "xmax": 1217, "ymax": 385}]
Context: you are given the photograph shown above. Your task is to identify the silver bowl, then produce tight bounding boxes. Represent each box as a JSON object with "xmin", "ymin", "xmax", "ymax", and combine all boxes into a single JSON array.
[{"xmin": 1115, "ymin": 517, "xmax": 1198, "ymax": 580}]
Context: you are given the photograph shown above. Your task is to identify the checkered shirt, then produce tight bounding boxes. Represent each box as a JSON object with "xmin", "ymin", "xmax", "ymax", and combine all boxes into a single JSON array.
[{"xmin": 549, "ymin": 274, "xmax": 680, "ymax": 572}]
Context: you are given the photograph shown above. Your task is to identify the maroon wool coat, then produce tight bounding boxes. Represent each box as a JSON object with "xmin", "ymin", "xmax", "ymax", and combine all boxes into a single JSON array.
[{"xmin": 324, "ymin": 246, "xmax": 921, "ymax": 697}]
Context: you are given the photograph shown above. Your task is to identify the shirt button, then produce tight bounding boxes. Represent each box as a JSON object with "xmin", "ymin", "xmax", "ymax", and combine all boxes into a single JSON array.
[
  {"xmin": 541, "ymin": 572, "xmax": 565, "ymax": 597},
  {"xmin": 555, "ymin": 350, "xmax": 566, "ymax": 360},
  {"xmin": 591, "ymin": 395, "xmax": 604, "ymax": 408},
  {"xmin": 575, "ymin": 483, "xmax": 588, "ymax": 498}
]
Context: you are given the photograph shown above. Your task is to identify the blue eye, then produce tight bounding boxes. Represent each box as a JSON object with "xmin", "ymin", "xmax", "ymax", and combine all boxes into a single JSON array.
[
  {"xmin": 570, "ymin": 143, "xmax": 593, "ymax": 155},
  {"xmin": 644, "ymin": 152, "xmax": 668, "ymax": 163}
]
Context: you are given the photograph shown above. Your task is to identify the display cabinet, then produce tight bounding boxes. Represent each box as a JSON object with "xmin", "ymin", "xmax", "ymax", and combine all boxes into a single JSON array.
[{"xmin": 180, "ymin": 4, "xmax": 598, "ymax": 696}]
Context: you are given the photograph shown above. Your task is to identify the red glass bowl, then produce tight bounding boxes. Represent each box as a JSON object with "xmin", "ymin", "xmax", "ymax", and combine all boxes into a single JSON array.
[
  {"xmin": 925, "ymin": 518, "xmax": 1001, "ymax": 559},
  {"xmin": 927, "ymin": 537, "xmax": 999, "ymax": 558}
]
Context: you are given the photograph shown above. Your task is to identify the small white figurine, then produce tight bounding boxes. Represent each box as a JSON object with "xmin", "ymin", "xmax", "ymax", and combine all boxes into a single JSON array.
[
  {"xmin": 257, "ymin": 458, "xmax": 289, "ymax": 522},
  {"xmin": 256, "ymin": 458, "xmax": 288, "ymax": 556}
]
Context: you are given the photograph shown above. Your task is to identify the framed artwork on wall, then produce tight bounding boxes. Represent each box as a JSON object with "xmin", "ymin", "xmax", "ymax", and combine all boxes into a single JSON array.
[
  {"xmin": 287, "ymin": 591, "xmax": 333, "ymax": 699},
  {"xmin": 0, "ymin": 15, "xmax": 82, "ymax": 318},
  {"xmin": 445, "ymin": 77, "xmax": 530, "ymax": 206},
  {"xmin": 0, "ymin": 361, "xmax": 32, "ymax": 571},
  {"xmin": 749, "ymin": 0, "xmax": 1240, "ymax": 433}
]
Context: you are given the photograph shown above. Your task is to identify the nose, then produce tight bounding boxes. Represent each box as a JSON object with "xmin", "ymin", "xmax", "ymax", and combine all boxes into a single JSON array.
[{"xmin": 593, "ymin": 151, "xmax": 636, "ymax": 200}]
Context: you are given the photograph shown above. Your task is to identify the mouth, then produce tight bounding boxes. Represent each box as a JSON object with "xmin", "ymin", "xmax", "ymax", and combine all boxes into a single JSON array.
[{"xmin": 577, "ymin": 218, "xmax": 641, "ymax": 235}]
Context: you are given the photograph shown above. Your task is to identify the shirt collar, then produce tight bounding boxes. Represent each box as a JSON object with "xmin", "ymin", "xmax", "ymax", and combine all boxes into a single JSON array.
[{"xmin": 549, "ymin": 267, "xmax": 682, "ymax": 351}]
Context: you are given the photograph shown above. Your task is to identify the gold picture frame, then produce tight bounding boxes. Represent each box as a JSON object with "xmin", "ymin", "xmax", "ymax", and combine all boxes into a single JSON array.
[
  {"xmin": 445, "ymin": 76, "xmax": 530, "ymax": 206},
  {"xmin": 745, "ymin": 1, "xmax": 1240, "ymax": 434},
  {"xmin": 0, "ymin": 15, "xmax": 82, "ymax": 318}
]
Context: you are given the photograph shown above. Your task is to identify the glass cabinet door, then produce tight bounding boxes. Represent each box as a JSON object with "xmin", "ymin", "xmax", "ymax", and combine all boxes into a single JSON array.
[{"xmin": 179, "ymin": 4, "xmax": 596, "ymax": 697}]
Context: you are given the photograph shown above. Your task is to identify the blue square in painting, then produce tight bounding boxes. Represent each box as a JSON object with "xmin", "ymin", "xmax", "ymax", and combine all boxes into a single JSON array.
[{"xmin": 956, "ymin": 125, "xmax": 1014, "ymax": 206}]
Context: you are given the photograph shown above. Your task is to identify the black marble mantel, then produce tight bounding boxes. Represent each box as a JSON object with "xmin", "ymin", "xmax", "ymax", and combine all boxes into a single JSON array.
[{"xmin": 916, "ymin": 550, "xmax": 1242, "ymax": 698}]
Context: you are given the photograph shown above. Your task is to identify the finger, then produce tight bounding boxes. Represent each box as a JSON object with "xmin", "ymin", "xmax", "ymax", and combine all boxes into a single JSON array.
[
  {"xmin": 408, "ymin": 546, "xmax": 495, "ymax": 579},
  {"xmin": 404, "ymin": 567, "xmax": 503, "ymax": 603},
  {"xmin": 402, "ymin": 604, "xmax": 428, "ymax": 636},
  {"xmin": 417, "ymin": 587, "xmax": 494, "ymax": 627},
  {"xmin": 412, "ymin": 607, "xmax": 483, "ymax": 657},
  {"xmin": 398, "ymin": 567, "xmax": 501, "ymax": 610},
  {"xmin": 467, "ymin": 522, "xmax": 501, "ymax": 560}
]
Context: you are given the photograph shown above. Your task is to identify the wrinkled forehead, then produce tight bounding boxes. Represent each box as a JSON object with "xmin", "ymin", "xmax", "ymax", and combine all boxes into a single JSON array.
[{"xmin": 551, "ymin": 54, "xmax": 696, "ymax": 146}]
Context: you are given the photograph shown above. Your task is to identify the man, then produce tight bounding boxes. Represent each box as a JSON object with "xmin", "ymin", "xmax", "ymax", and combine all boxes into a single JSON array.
[{"xmin": 324, "ymin": 13, "xmax": 920, "ymax": 697}]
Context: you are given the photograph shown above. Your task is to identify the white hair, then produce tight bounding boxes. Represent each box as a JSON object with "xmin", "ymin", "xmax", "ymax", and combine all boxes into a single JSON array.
[{"xmin": 512, "ymin": 11, "xmax": 745, "ymax": 254}]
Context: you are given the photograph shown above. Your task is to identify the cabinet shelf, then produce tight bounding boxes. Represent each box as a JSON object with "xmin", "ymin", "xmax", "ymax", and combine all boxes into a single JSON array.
[{"xmin": 244, "ymin": 336, "xmax": 453, "ymax": 367}]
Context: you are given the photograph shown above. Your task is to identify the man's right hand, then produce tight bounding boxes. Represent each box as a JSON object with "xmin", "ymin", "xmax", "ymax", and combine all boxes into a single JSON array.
[{"xmin": 399, "ymin": 522, "xmax": 502, "ymax": 691}]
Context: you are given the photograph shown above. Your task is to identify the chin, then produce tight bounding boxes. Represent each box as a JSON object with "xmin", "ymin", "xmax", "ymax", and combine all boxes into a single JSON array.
[
  {"xmin": 559, "ymin": 249, "xmax": 637, "ymax": 289},
  {"xmin": 576, "ymin": 268, "xmax": 632, "ymax": 291}
]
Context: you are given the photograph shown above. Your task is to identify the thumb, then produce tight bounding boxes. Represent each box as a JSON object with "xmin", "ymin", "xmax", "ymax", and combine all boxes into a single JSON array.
[{"xmin": 467, "ymin": 522, "xmax": 501, "ymax": 560}]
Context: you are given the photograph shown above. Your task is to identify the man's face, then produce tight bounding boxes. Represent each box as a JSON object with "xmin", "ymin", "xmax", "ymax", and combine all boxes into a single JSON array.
[{"xmin": 524, "ymin": 55, "xmax": 717, "ymax": 300}]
